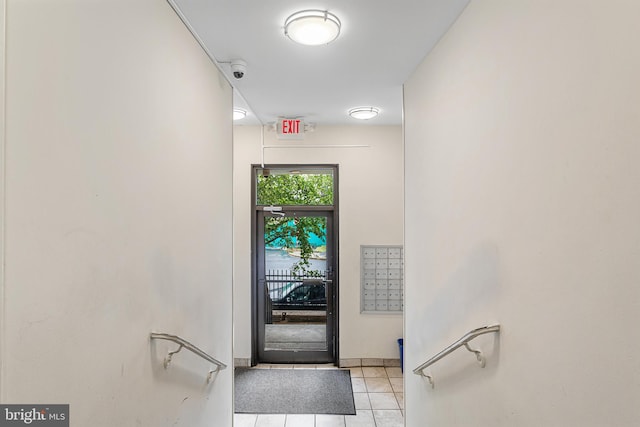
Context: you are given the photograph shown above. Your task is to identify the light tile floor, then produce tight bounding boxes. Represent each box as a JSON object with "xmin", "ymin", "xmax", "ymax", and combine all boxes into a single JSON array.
[{"xmin": 234, "ymin": 364, "xmax": 404, "ymax": 427}]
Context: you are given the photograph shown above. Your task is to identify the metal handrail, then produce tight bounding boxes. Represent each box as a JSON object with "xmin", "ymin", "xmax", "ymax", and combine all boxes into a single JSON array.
[
  {"xmin": 413, "ymin": 324, "xmax": 500, "ymax": 387},
  {"xmin": 150, "ymin": 332, "xmax": 227, "ymax": 383}
]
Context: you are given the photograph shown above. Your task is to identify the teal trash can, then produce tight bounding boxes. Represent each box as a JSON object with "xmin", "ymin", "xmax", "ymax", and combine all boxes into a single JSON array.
[{"xmin": 397, "ymin": 338, "xmax": 404, "ymax": 372}]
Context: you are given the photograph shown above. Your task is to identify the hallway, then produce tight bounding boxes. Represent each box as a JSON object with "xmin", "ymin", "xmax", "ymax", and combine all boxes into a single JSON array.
[
  {"xmin": 3, "ymin": 1, "xmax": 640, "ymax": 426},
  {"xmin": 234, "ymin": 365, "xmax": 404, "ymax": 427}
]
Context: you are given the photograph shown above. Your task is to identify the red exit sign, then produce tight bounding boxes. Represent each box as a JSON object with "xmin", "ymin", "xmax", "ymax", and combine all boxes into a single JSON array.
[{"xmin": 277, "ymin": 118, "xmax": 305, "ymax": 139}]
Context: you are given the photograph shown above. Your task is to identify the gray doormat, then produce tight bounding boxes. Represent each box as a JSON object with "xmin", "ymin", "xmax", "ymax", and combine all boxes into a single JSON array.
[{"xmin": 234, "ymin": 368, "xmax": 356, "ymax": 415}]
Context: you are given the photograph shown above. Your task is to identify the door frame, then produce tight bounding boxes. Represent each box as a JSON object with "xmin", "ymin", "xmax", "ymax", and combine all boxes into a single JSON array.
[
  {"xmin": 251, "ymin": 164, "xmax": 339, "ymax": 365},
  {"xmin": 256, "ymin": 209, "xmax": 334, "ymax": 363}
]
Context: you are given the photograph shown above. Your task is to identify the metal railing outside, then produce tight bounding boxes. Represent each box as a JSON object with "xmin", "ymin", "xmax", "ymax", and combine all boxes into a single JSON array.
[{"xmin": 265, "ymin": 269, "xmax": 325, "ymax": 300}]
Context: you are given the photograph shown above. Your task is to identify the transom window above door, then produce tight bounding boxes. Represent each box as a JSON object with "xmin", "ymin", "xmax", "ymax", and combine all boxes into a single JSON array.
[{"xmin": 255, "ymin": 167, "xmax": 335, "ymax": 206}]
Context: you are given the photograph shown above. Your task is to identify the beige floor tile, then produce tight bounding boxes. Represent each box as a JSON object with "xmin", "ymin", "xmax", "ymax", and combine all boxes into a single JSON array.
[
  {"xmin": 368, "ymin": 393, "xmax": 400, "ymax": 410},
  {"xmin": 347, "ymin": 367, "xmax": 363, "ymax": 377},
  {"xmin": 345, "ymin": 410, "xmax": 376, "ymax": 427},
  {"xmin": 316, "ymin": 414, "xmax": 346, "ymax": 427},
  {"xmin": 362, "ymin": 367, "xmax": 387, "ymax": 378},
  {"xmin": 256, "ymin": 414, "xmax": 286, "ymax": 427},
  {"xmin": 353, "ymin": 392, "xmax": 371, "ymax": 410},
  {"xmin": 373, "ymin": 410, "xmax": 404, "ymax": 427},
  {"xmin": 351, "ymin": 377, "xmax": 367, "ymax": 392},
  {"xmin": 389, "ymin": 377, "xmax": 403, "ymax": 393},
  {"xmin": 234, "ymin": 413, "xmax": 258, "ymax": 427},
  {"xmin": 285, "ymin": 414, "xmax": 314, "ymax": 427},
  {"xmin": 395, "ymin": 393, "xmax": 404, "ymax": 409},
  {"xmin": 364, "ymin": 377, "xmax": 393, "ymax": 392},
  {"xmin": 385, "ymin": 367, "xmax": 403, "ymax": 378}
]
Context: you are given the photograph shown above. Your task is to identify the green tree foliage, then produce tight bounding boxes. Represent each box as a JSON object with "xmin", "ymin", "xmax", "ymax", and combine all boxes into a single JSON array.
[
  {"xmin": 258, "ymin": 173, "xmax": 333, "ymax": 276},
  {"xmin": 257, "ymin": 173, "xmax": 333, "ymax": 206}
]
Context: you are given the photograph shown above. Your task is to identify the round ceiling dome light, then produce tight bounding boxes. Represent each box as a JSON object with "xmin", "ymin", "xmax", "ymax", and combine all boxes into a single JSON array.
[
  {"xmin": 348, "ymin": 107, "xmax": 380, "ymax": 120},
  {"xmin": 284, "ymin": 10, "xmax": 341, "ymax": 46},
  {"xmin": 233, "ymin": 108, "xmax": 247, "ymax": 120}
]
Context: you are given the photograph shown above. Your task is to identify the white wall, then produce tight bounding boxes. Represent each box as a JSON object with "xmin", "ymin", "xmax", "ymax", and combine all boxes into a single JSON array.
[
  {"xmin": 2, "ymin": 1, "xmax": 233, "ymax": 426},
  {"xmin": 233, "ymin": 125, "xmax": 403, "ymax": 361},
  {"xmin": 404, "ymin": 1, "xmax": 640, "ymax": 426},
  {"xmin": 0, "ymin": 0, "xmax": 5, "ymax": 400}
]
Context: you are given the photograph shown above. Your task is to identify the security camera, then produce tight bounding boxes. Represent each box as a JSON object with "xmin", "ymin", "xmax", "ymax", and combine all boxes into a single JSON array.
[{"xmin": 231, "ymin": 60, "xmax": 246, "ymax": 79}]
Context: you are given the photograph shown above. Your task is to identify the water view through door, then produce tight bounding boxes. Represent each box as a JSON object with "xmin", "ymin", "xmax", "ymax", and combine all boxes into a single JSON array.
[{"xmin": 253, "ymin": 166, "xmax": 338, "ymax": 364}]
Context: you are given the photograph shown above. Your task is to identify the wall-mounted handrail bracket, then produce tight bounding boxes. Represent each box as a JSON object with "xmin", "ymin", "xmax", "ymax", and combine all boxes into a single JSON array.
[
  {"xmin": 150, "ymin": 332, "xmax": 227, "ymax": 384},
  {"xmin": 464, "ymin": 342, "xmax": 486, "ymax": 368},
  {"xmin": 419, "ymin": 371, "xmax": 435, "ymax": 388},
  {"xmin": 413, "ymin": 324, "xmax": 500, "ymax": 387},
  {"xmin": 164, "ymin": 344, "xmax": 184, "ymax": 369},
  {"xmin": 206, "ymin": 368, "xmax": 220, "ymax": 384}
]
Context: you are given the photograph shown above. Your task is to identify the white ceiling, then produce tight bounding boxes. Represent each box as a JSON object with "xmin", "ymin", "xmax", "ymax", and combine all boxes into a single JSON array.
[{"xmin": 171, "ymin": 0, "xmax": 470, "ymax": 126}]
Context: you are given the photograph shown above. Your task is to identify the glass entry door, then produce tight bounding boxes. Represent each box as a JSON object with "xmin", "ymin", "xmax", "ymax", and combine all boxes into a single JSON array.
[{"xmin": 256, "ymin": 210, "xmax": 335, "ymax": 363}]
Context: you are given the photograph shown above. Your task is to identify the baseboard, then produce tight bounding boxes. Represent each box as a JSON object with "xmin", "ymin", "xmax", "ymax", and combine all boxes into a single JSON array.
[
  {"xmin": 234, "ymin": 358, "xmax": 251, "ymax": 367},
  {"xmin": 339, "ymin": 358, "xmax": 400, "ymax": 368},
  {"xmin": 235, "ymin": 357, "xmax": 401, "ymax": 368}
]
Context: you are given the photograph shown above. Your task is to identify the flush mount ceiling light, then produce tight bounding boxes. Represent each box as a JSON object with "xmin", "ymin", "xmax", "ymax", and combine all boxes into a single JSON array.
[
  {"xmin": 348, "ymin": 107, "xmax": 380, "ymax": 120},
  {"xmin": 284, "ymin": 10, "xmax": 341, "ymax": 46},
  {"xmin": 233, "ymin": 108, "xmax": 247, "ymax": 120}
]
